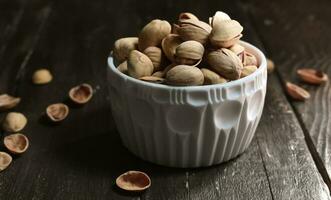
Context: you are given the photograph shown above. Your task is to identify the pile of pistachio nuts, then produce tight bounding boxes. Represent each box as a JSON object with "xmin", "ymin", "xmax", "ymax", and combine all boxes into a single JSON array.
[{"xmin": 112, "ymin": 11, "xmax": 259, "ymax": 86}]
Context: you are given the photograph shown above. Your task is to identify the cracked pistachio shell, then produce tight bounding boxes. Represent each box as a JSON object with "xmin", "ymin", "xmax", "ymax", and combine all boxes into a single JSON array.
[
  {"xmin": 209, "ymin": 11, "xmax": 231, "ymax": 27},
  {"xmin": 117, "ymin": 61, "xmax": 128, "ymax": 74},
  {"xmin": 113, "ymin": 37, "xmax": 138, "ymax": 65},
  {"xmin": 166, "ymin": 65, "xmax": 204, "ymax": 86},
  {"xmin": 243, "ymin": 51, "xmax": 258, "ymax": 66},
  {"xmin": 177, "ymin": 19, "xmax": 212, "ymax": 45},
  {"xmin": 210, "ymin": 20, "xmax": 243, "ymax": 48},
  {"xmin": 143, "ymin": 46, "xmax": 166, "ymax": 72},
  {"xmin": 161, "ymin": 34, "xmax": 182, "ymax": 62},
  {"xmin": 138, "ymin": 19, "xmax": 171, "ymax": 51},
  {"xmin": 175, "ymin": 41, "xmax": 204, "ymax": 66},
  {"xmin": 207, "ymin": 48, "xmax": 243, "ymax": 80},
  {"xmin": 178, "ymin": 12, "xmax": 199, "ymax": 22},
  {"xmin": 201, "ymin": 68, "xmax": 227, "ymax": 85},
  {"xmin": 0, "ymin": 94, "xmax": 20, "ymax": 111},
  {"xmin": 127, "ymin": 50, "xmax": 154, "ymax": 78},
  {"xmin": 240, "ymin": 65, "xmax": 258, "ymax": 78}
]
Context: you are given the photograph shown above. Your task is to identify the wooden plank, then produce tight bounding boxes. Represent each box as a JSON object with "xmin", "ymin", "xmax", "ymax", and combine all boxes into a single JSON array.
[
  {"xmin": 242, "ymin": 0, "xmax": 331, "ymax": 188},
  {"xmin": 237, "ymin": 0, "xmax": 331, "ymax": 199}
]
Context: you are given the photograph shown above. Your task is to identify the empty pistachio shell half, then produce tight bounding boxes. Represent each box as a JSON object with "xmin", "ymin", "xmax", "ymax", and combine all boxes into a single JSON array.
[
  {"xmin": 138, "ymin": 19, "xmax": 171, "ymax": 51},
  {"xmin": 166, "ymin": 65, "xmax": 204, "ymax": 86},
  {"xmin": 177, "ymin": 19, "xmax": 212, "ymax": 45},
  {"xmin": 207, "ymin": 48, "xmax": 243, "ymax": 80},
  {"xmin": 139, "ymin": 76, "xmax": 165, "ymax": 84},
  {"xmin": 69, "ymin": 83, "xmax": 93, "ymax": 104},
  {"xmin": 113, "ymin": 37, "xmax": 138, "ymax": 65},
  {"xmin": 286, "ymin": 82, "xmax": 310, "ymax": 101},
  {"xmin": 161, "ymin": 34, "xmax": 182, "ymax": 62},
  {"xmin": 175, "ymin": 40, "xmax": 204, "ymax": 66},
  {"xmin": 2, "ymin": 112, "xmax": 27, "ymax": 132},
  {"xmin": 0, "ymin": 152, "xmax": 12, "ymax": 172},
  {"xmin": 297, "ymin": 68, "xmax": 328, "ymax": 85},
  {"xmin": 46, "ymin": 103, "xmax": 69, "ymax": 122},
  {"xmin": 4, "ymin": 133, "xmax": 29, "ymax": 154},
  {"xmin": 116, "ymin": 171, "xmax": 151, "ymax": 192},
  {"xmin": 117, "ymin": 61, "xmax": 128, "ymax": 74},
  {"xmin": 240, "ymin": 65, "xmax": 258, "ymax": 78},
  {"xmin": 0, "ymin": 94, "xmax": 20, "ymax": 111},
  {"xmin": 143, "ymin": 46, "xmax": 166, "ymax": 72},
  {"xmin": 201, "ymin": 68, "xmax": 227, "ymax": 85},
  {"xmin": 210, "ymin": 19, "xmax": 243, "ymax": 48},
  {"xmin": 127, "ymin": 50, "xmax": 154, "ymax": 78},
  {"xmin": 32, "ymin": 69, "xmax": 53, "ymax": 85}
]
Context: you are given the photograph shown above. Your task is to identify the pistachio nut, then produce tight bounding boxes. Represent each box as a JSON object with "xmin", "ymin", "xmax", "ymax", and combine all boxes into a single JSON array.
[
  {"xmin": 240, "ymin": 65, "xmax": 257, "ymax": 78},
  {"xmin": 113, "ymin": 37, "xmax": 138, "ymax": 65},
  {"xmin": 229, "ymin": 44, "xmax": 245, "ymax": 55},
  {"xmin": 152, "ymin": 71, "xmax": 165, "ymax": 78},
  {"xmin": 127, "ymin": 50, "xmax": 154, "ymax": 78},
  {"xmin": 177, "ymin": 19, "xmax": 212, "ymax": 45},
  {"xmin": 201, "ymin": 68, "xmax": 227, "ymax": 85},
  {"xmin": 2, "ymin": 112, "xmax": 27, "ymax": 132},
  {"xmin": 210, "ymin": 19, "xmax": 243, "ymax": 48},
  {"xmin": 138, "ymin": 19, "xmax": 171, "ymax": 51},
  {"xmin": 178, "ymin": 12, "xmax": 199, "ymax": 22},
  {"xmin": 267, "ymin": 58, "xmax": 275, "ymax": 74},
  {"xmin": 242, "ymin": 51, "xmax": 258, "ymax": 66},
  {"xmin": 139, "ymin": 76, "xmax": 165, "ymax": 84},
  {"xmin": 209, "ymin": 11, "xmax": 231, "ymax": 27},
  {"xmin": 32, "ymin": 69, "xmax": 53, "ymax": 85},
  {"xmin": 207, "ymin": 48, "xmax": 243, "ymax": 80},
  {"xmin": 143, "ymin": 46, "xmax": 166, "ymax": 72},
  {"xmin": 297, "ymin": 68, "xmax": 328, "ymax": 85},
  {"xmin": 175, "ymin": 40, "xmax": 204, "ymax": 66},
  {"xmin": 117, "ymin": 61, "xmax": 128, "ymax": 74},
  {"xmin": 166, "ymin": 65, "xmax": 204, "ymax": 86},
  {"xmin": 286, "ymin": 82, "xmax": 310, "ymax": 101},
  {"xmin": 161, "ymin": 34, "xmax": 182, "ymax": 62}
]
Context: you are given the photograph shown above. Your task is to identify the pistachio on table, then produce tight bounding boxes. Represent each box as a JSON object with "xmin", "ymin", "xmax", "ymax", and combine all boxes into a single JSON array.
[
  {"xmin": 0, "ymin": 152, "xmax": 12, "ymax": 172},
  {"xmin": 4, "ymin": 133, "xmax": 29, "ymax": 154},
  {"xmin": 32, "ymin": 69, "xmax": 53, "ymax": 85},
  {"xmin": 2, "ymin": 112, "xmax": 27, "ymax": 132},
  {"xmin": 267, "ymin": 58, "xmax": 275, "ymax": 74},
  {"xmin": 116, "ymin": 171, "xmax": 151, "ymax": 192},
  {"xmin": 297, "ymin": 68, "xmax": 328, "ymax": 85},
  {"xmin": 46, "ymin": 103, "xmax": 69, "ymax": 122},
  {"xmin": 0, "ymin": 94, "xmax": 20, "ymax": 111},
  {"xmin": 286, "ymin": 82, "xmax": 310, "ymax": 101},
  {"xmin": 69, "ymin": 83, "xmax": 93, "ymax": 104}
]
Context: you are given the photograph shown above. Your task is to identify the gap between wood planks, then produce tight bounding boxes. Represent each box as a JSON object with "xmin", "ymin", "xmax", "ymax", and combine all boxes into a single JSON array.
[{"xmin": 240, "ymin": 2, "xmax": 331, "ymax": 193}]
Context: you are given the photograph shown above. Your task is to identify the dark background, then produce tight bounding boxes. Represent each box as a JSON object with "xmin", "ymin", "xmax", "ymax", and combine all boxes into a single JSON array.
[{"xmin": 0, "ymin": 0, "xmax": 331, "ymax": 199}]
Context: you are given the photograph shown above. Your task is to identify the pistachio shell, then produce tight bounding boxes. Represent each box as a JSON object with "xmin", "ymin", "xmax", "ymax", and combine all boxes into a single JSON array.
[
  {"xmin": 210, "ymin": 20, "xmax": 243, "ymax": 48},
  {"xmin": 177, "ymin": 19, "xmax": 212, "ymax": 45},
  {"xmin": 210, "ymin": 11, "xmax": 231, "ymax": 27},
  {"xmin": 178, "ymin": 12, "xmax": 199, "ymax": 22},
  {"xmin": 152, "ymin": 71, "xmax": 165, "ymax": 78},
  {"xmin": 117, "ymin": 61, "xmax": 128, "ymax": 74},
  {"xmin": 0, "ymin": 94, "xmax": 20, "ymax": 111},
  {"xmin": 175, "ymin": 40, "xmax": 204, "ymax": 65},
  {"xmin": 139, "ymin": 76, "xmax": 165, "ymax": 84},
  {"xmin": 229, "ymin": 43, "xmax": 245, "ymax": 55},
  {"xmin": 166, "ymin": 65, "xmax": 204, "ymax": 86},
  {"xmin": 138, "ymin": 19, "xmax": 171, "ymax": 51},
  {"xmin": 243, "ymin": 51, "xmax": 258, "ymax": 66},
  {"xmin": 207, "ymin": 48, "xmax": 243, "ymax": 80},
  {"xmin": 113, "ymin": 37, "xmax": 138, "ymax": 65},
  {"xmin": 286, "ymin": 82, "xmax": 310, "ymax": 101},
  {"xmin": 240, "ymin": 65, "xmax": 257, "ymax": 78},
  {"xmin": 267, "ymin": 58, "xmax": 275, "ymax": 74},
  {"xmin": 143, "ymin": 46, "xmax": 166, "ymax": 72},
  {"xmin": 201, "ymin": 68, "xmax": 227, "ymax": 85},
  {"xmin": 127, "ymin": 50, "xmax": 154, "ymax": 78},
  {"xmin": 161, "ymin": 34, "xmax": 182, "ymax": 62}
]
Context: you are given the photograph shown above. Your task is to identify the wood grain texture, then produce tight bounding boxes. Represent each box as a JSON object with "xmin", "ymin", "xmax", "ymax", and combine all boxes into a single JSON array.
[
  {"xmin": 0, "ymin": 0, "xmax": 330, "ymax": 199},
  {"xmin": 242, "ymin": 0, "xmax": 331, "ymax": 188}
]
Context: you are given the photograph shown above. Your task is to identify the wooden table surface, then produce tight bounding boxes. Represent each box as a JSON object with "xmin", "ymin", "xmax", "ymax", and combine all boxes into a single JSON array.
[{"xmin": 1, "ymin": 0, "xmax": 331, "ymax": 199}]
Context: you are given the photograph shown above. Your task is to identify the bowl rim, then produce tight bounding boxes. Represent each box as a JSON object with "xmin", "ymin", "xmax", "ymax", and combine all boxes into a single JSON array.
[{"xmin": 107, "ymin": 40, "xmax": 267, "ymax": 91}]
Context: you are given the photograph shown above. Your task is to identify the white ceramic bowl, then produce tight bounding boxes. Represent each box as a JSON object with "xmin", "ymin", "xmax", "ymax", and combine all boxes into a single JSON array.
[{"xmin": 107, "ymin": 41, "xmax": 267, "ymax": 168}]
